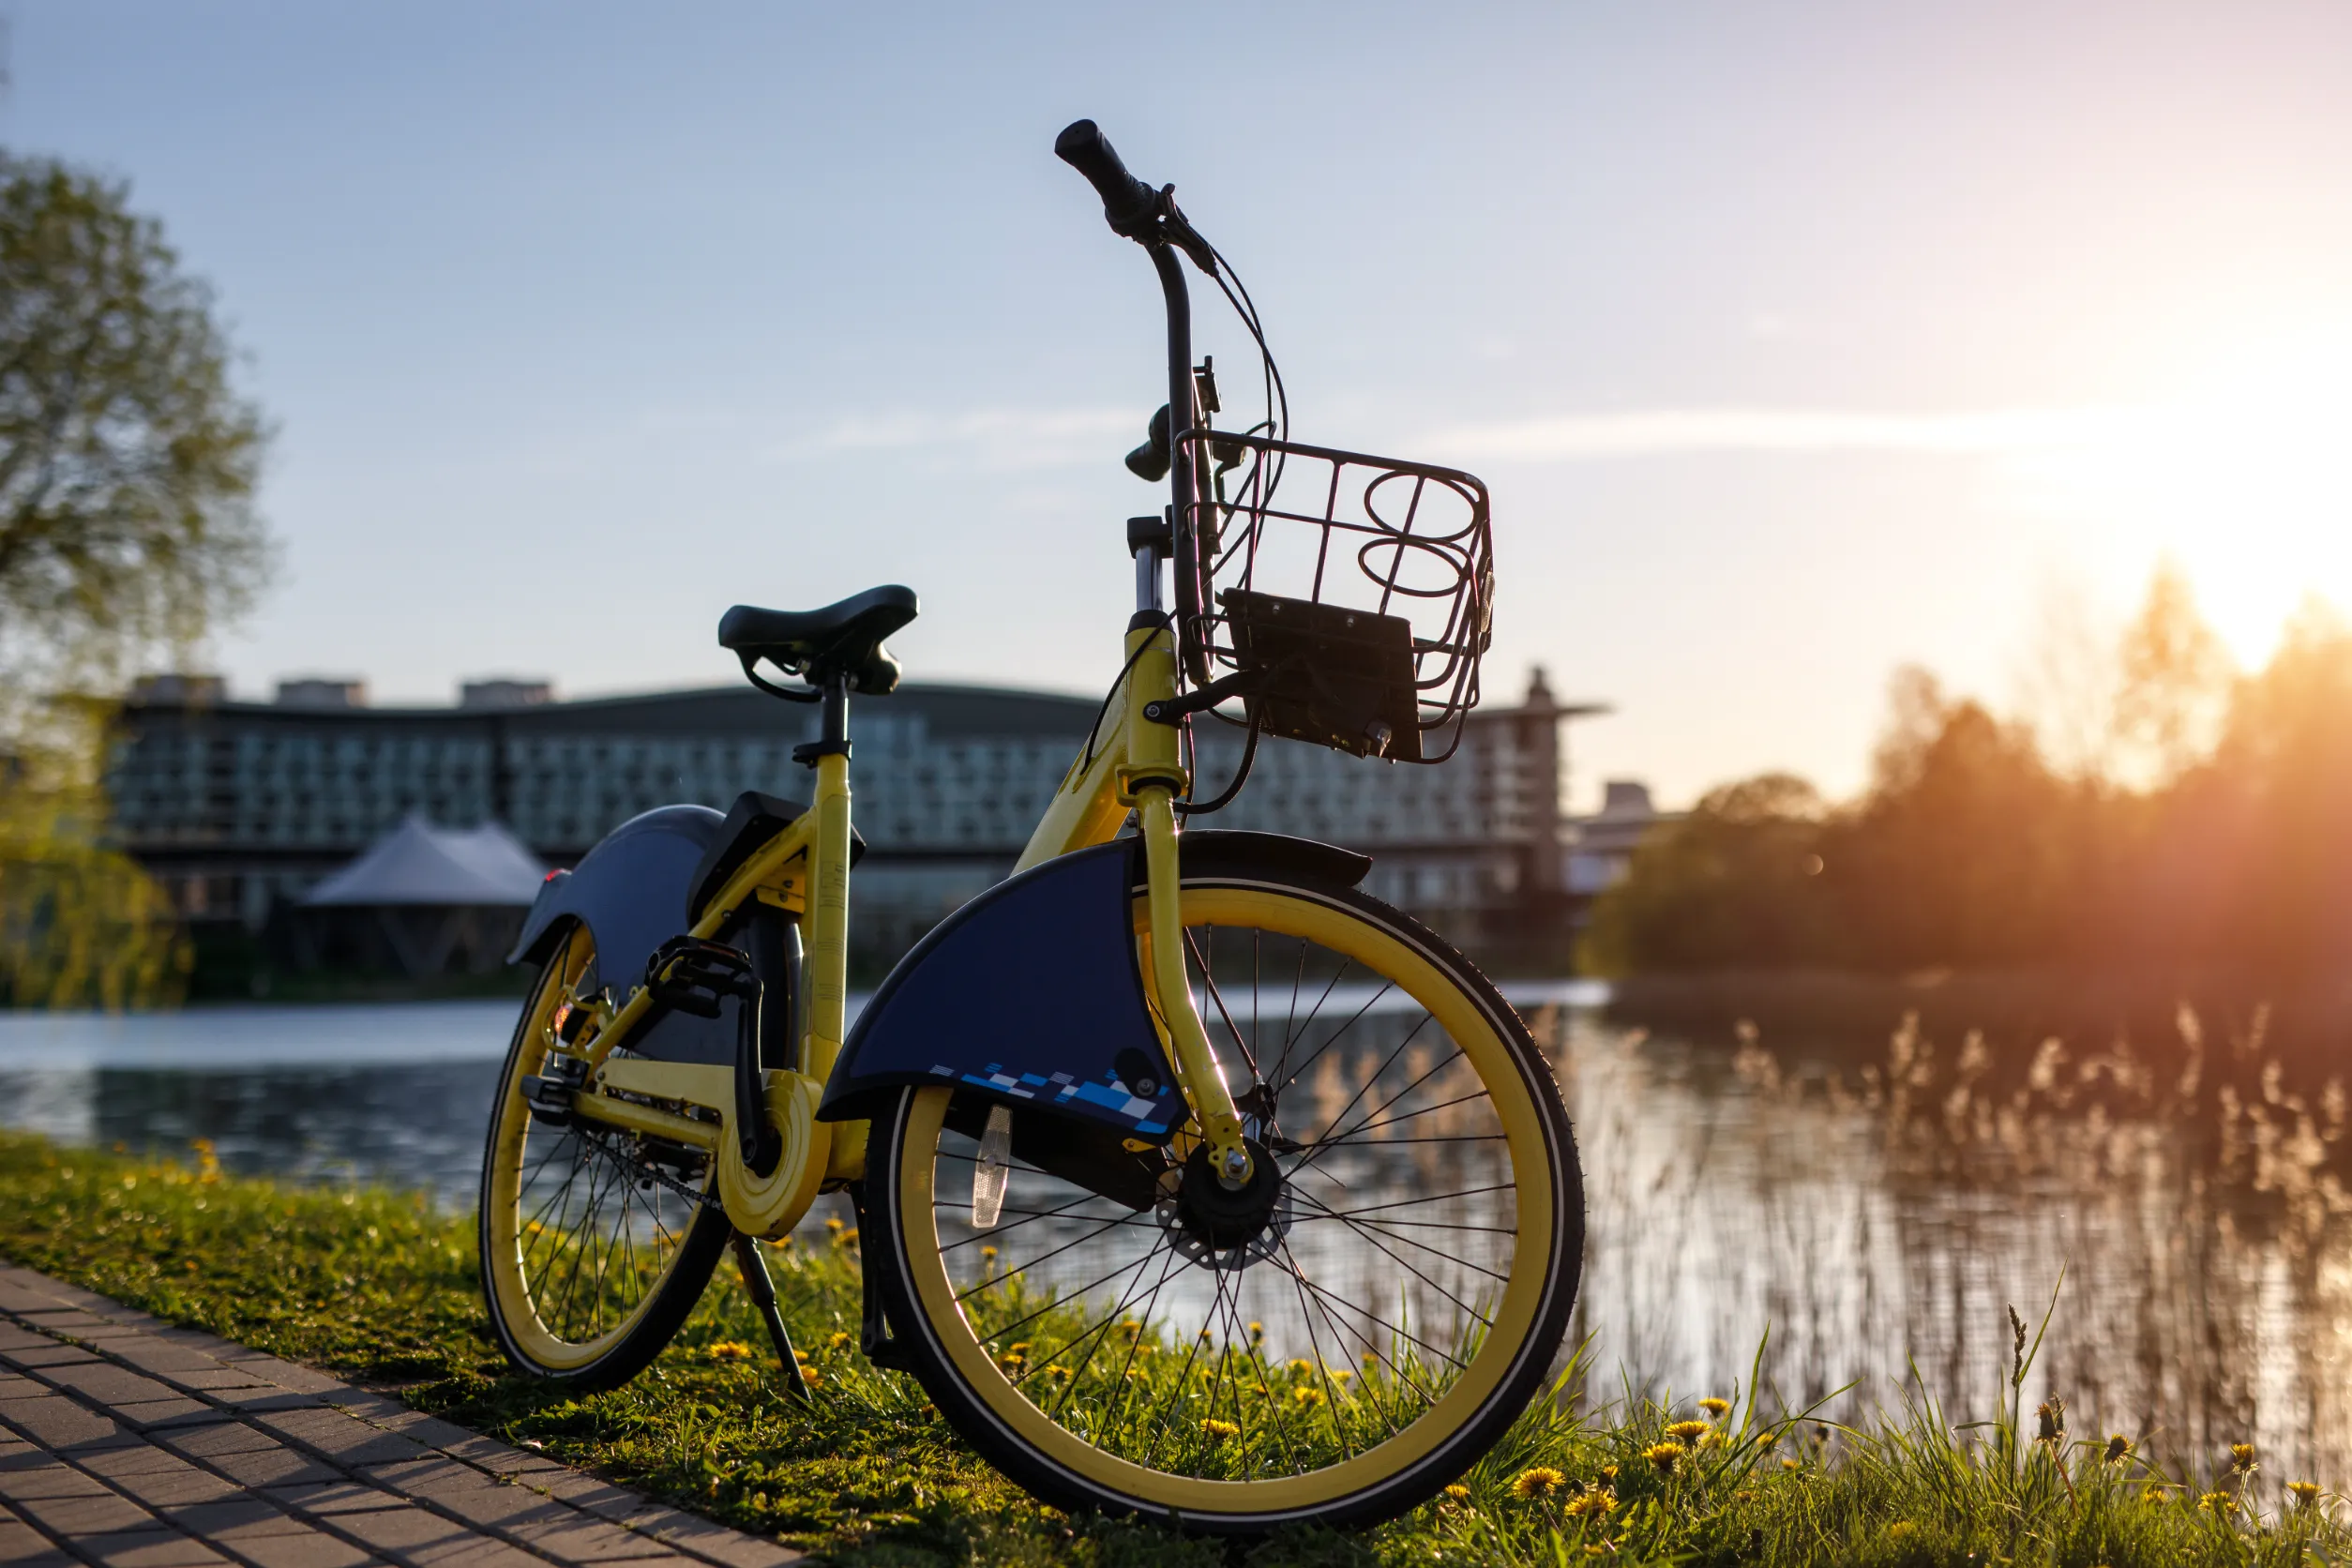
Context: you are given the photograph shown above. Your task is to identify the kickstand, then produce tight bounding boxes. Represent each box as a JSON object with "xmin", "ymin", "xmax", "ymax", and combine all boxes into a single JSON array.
[{"xmin": 731, "ymin": 1233, "xmax": 814, "ymax": 1406}]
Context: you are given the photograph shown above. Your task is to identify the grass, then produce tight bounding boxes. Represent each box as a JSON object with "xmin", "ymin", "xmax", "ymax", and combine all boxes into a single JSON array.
[{"xmin": 1, "ymin": 1130, "xmax": 2344, "ymax": 1568}]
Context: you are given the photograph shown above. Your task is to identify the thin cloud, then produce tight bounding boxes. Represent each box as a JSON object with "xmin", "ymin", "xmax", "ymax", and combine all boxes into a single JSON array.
[
  {"xmin": 771, "ymin": 406, "xmax": 1136, "ymax": 464},
  {"xmin": 1428, "ymin": 405, "xmax": 2141, "ymax": 460}
]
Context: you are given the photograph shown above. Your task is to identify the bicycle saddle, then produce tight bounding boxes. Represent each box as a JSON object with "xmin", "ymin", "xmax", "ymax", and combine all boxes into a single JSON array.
[{"xmin": 717, "ymin": 584, "xmax": 918, "ymax": 696}]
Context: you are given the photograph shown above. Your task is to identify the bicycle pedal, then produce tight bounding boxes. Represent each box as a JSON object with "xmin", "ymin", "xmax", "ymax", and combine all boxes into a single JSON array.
[
  {"xmin": 644, "ymin": 936, "xmax": 757, "ymax": 1018},
  {"xmin": 520, "ymin": 1071, "xmax": 578, "ymax": 1127}
]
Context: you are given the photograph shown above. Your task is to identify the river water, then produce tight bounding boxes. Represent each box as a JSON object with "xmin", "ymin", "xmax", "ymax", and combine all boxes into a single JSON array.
[{"xmin": 1, "ymin": 988, "xmax": 2344, "ymax": 1486}]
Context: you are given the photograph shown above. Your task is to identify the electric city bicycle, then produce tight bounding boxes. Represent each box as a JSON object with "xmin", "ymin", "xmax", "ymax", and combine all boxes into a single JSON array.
[{"xmin": 476, "ymin": 120, "xmax": 1585, "ymax": 1535}]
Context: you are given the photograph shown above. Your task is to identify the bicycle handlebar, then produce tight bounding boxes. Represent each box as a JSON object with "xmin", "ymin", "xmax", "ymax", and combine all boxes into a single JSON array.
[{"xmin": 1055, "ymin": 119, "xmax": 1159, "ymax": 239}]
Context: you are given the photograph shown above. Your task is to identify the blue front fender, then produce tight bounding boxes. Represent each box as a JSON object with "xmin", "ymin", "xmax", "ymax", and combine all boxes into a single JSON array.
[
  {"xmin": 816, "ymin": 840, "xmax": 1182, "ymax": 1138},
  {"xmin": 815, "ymin": 830, "xmax": 1374, "ymax": 1139}
]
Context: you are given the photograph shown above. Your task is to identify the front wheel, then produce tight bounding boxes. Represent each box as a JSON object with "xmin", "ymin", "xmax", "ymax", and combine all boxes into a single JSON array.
[{"xmin": 867, "ymin": 870, "xmax": 1584, "ymax": 1534}]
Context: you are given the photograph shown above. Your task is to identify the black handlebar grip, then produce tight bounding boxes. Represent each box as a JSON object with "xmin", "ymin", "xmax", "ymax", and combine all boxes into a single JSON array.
[{"xmin": 1056, "ymin": 119, "xmax": 1158, "ymax": 235}]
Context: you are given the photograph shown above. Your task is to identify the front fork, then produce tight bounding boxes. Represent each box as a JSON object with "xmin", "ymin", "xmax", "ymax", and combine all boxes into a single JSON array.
[{"xmin": 1136, "ymin": 786, "xmax": 1254, "ymax": 1186}]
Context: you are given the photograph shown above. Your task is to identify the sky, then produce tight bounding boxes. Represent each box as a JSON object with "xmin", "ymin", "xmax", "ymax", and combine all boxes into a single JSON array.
[{"xmin": 9, "ymin": 2, "xmax": 2352, "ymax": 807}]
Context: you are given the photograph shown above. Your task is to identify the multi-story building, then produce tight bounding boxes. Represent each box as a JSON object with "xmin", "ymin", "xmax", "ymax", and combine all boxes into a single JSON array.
[{"xmin": 105, "ymin": 669, "xmax": 1638, "ymax": 966}]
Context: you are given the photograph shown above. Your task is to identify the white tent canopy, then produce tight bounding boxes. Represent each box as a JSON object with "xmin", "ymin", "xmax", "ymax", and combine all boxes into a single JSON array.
[{"xmin": 302, "ymin": 816, "xmax": 547, "ymax": 908}]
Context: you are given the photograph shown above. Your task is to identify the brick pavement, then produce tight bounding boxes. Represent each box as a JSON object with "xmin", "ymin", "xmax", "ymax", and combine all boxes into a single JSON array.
[{"xmin": 0, "ymin": 1266, "xmax": 801, "ymax": 1568}]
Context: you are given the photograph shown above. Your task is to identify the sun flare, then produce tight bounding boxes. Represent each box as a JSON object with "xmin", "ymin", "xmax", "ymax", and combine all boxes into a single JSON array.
[{"xmin": 2016, "ymin": 323, "xmax": 2352, "ymax": 661}]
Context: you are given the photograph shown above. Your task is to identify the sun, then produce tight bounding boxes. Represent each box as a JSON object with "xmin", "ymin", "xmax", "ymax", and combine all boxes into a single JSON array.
[{"xmin": 2014, "ymin": 322, "xmax": 2352, "ymax": 663}]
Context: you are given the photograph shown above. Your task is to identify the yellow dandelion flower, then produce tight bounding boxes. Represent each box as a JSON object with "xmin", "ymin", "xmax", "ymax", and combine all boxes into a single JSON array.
[
  {"xmin": 1119, "ymin": 1319, "xmax": 1142, "ymax": 1340},
  {"xmin": 1666, "ymin": 1420, "xmax": 1711, "ymax": 1442},
  {"xmin": 1600, "ymin": 1465, "xmax": 1618, "ymax": 1482},
  {"xmin": 980, "ymin": 1245, "xmax": 998, "ymax": 1263},
  {"xmin": 2104, "ymin": 1435, "xmax": 2133, "ymax": 1464},
  {"xmin": 1783, "ymin": 1457, "xmax": 1802, "ymax": 1471},
  {"xmin": 1295, "ymin": 1386, "xmax": 1327, "ymax": 1408},
  {"xmin": 1288, "ymin": 1359, "xmax": 1314, "ymax": 1377},
  {"xmin": 1563, "ymin": 1485, "xmax": 1618, "ymax": 1517},
  {"xmin": 1200, "ymin": 1418, "xmax": 1239, "ymax": 1440},
  {"xmin": 705, "ymin": 1340, "xmax": 752, "ymax": 1362},
  {"xmin": 827, "ymin": 1331, "xmax": 852, "ymax": 1351},
  {"xmin": 2142, "ymin": 1484, "xmax": 2170, "ymax": 1502},
  {"xmin": 1248, "ymin": 1321, "xmax": 1264, "ymax": 1341},
  {"xmin": 2197, "ymin": 1491, "xmax": 2235, "ymax": 1515},
  {"xmin": 2288, "ymin": 1481, "xmax": 2321, "ymax": 1507},
  {"xmin": 1442, "ymin": 1484, "xmax": 1471, "ymax": 1503},
  {"xmin": 1697, "ymin": 1429, "xmax": 1726, "ymax": 1450},
  {"xmin": 1332, "ymin": 1368, "xmax": 1353, "ymax": 1383},
  {"xmin": 1698, "ymin": 1397, "xmax": 1731, "ymax": 1418},
  {"xmin": 1046, "ymin": 1364, "xmax": 1071, "ymax": 1382},
  {"xmin": 798, "ymin": 1365, "xmax": 822, "ymax": 1389},
  {"xmin": 1007, "ymin": 1341, "xmax": 1031, "ymax": 1355},
  {"xmin": 826, "ymin": 1217, "xmax": 843, "ymax": 1232},
  {"xmin": 1645, "ymin": 1441, "xmax": 1685, "ymax": 1475},
  {"xmin": 2230, "ymin": 1443, "xmax": 2257, "ymax": 1475},
  {"xmin": 1757, "ymin": 1430, "xmax": 1779, "ymax": 1450},
  {"xmin": 1511, "ymin": 1467, "xmax": 1565, "ymax": 1500}
]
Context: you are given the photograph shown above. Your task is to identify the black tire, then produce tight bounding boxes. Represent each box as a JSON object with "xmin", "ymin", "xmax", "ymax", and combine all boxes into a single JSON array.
[
  {"xmin": 866, "ymin": 867, "xmax": 1584, "ymax": 1535},
  {"xmin": 477, "ymin": 923, "xmax": 732, "ymax": 1391}
]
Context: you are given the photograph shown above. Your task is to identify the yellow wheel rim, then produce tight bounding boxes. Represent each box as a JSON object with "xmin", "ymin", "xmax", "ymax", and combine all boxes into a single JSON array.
[
  {"xmin": 483, "ymin": 927, "xmax": 716, "ymax": 1371},
  {"xmin": 895, "ymin": 884, "xmax": 1562, "ymax": 1515}
]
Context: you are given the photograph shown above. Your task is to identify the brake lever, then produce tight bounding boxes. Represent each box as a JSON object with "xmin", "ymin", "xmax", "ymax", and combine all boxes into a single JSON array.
[{"xmin": 1154, "ymin": 188, "xmax": 1219, "ymax": 278}]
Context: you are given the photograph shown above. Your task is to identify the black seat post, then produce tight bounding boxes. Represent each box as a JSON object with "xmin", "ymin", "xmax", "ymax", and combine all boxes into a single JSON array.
[{"xmin": 793, "ymin": 673, "xmax": 852, "ymax": 767}]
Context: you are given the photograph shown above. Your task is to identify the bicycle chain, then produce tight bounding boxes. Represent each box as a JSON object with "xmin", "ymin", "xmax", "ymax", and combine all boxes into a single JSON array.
[{"xmin": 570, "ymin": 1117, "xmax": 728, "ymax": 1215}]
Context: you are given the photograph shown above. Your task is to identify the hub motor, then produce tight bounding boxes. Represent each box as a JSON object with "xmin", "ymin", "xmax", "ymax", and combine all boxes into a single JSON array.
[{"xmin": 1155, "ymin": 1138, "xmax": 1289, "ymax": 1268}]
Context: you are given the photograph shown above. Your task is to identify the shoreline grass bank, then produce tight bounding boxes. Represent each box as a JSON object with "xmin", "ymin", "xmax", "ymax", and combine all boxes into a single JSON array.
[{"xmin": 0, "ymin": 1130, "xmax": 2340, "ymax": 1568}]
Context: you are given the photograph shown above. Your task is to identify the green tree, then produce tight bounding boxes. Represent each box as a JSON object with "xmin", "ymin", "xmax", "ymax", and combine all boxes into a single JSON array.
[
  {"xmin": 1581, "ymin": 773, "xmax": 1831, "ymax": 974},
  {"xmin": 0, "ymin": 152, "xmax": 273, "ymax": 1006}
]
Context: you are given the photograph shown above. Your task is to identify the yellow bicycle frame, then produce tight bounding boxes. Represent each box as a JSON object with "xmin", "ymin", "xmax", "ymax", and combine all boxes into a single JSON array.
[{"xmin": 543, "ymin": 615, "xmax": 1247, "ymax": 1239}]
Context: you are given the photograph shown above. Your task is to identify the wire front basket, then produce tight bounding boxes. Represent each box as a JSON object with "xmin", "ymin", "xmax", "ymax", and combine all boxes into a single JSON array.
[{"xmin": 1181, "ymin": 431, "xmax": 1493, "ymax": 763}]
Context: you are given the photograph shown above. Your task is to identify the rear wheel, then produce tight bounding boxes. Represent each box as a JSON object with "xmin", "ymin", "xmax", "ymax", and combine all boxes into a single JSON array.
[
  {"xmin": 867, "ymin": 869, "xmax": 1583, "ymax": 1534},
  {"xmin": 478, "ymin": 923, "xmax": 731, "ymax": 1388}
]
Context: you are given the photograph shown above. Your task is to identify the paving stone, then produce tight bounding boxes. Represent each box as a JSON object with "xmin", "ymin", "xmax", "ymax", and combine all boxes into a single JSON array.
[
  {"xmin": 200, "ymin": 1453, "xmax": 339, "ymax": 1492},
  {"xmin": 75, "ymin": 1449, "xmax": 201, "ymax": 1482},
  {"xmin": 13, "ymin": 1312, "xmax": 108, "ymax": 1334},
  {"xmin": 68, "ymin": 1529, "xmax": 230, "ymax": 1568},
  {"xmin": 102, "ymin": 1468, "xmax": 241, "ymax": 1510},
  {"xmin": 37, "ymin": 1365, "xmax": 182, "ymax": 1407},
  {"xmin": 226, "ymin": 1366, "xmax": 344, "ymax": 1399},
  {"xmin": 257, "ymin": 1486, "xmax": 406, "ymax": 1519},
  {"xmin": 0, "ymin": 1515, "xmax": 75, "ymax": 1568},
  {"xmin": 354, "ymin": 1422, "xmax": 456, "ymax": 1459},
  {"xmin": 524, "ymin": 1475, "xmax": 652, "ymax": 1523},
  {"xmin": 158, "ymin": 1500, "xmax": 308, "ymax": 1541},
  {"xmin": 159, "ymin": 1373, "xmax": 275, "ymax": 1395},
  {"xmin": 396, "ymin": 1542, "xmax": 549, "ymax": 1568},
  {"xmin": 214, "ymin": 1530, "xmax": 380, "ymax": 1568},
  {"xmin": 251, "ymin": 1414, "xmax": 428, "ymax": 1471},
  {"xmin": 427, "ymin": 1444, "xmax": 556, "ymax": 1479},
  {"xmin": 12, "ymin": 1490, "xmax": 158, "ymax": 1535},
  {"xmin": 160, "ymin": 1428, "xmax": 282, "ymax": 1463},
  {"xmin": 0, "ymin": 1401, "xmax": 132, "ymax": 1455},
  {"xmin": 0, "ymin": 1459, "xmax": 111, "ymax": 1501},
  {"xmin": 324, "ymin": 1505, "xmax": 475, "ymax": 1560},
  {"xmin": 503, "ymin": 1515, "xmax": 675, "ymax": 1563},
  {"xmin": 0, "ymin": 1349, "xmax": 99, "ymax": 1372},
  {"xmin": 631, "ymin": 1520, "xmax": 800, "ymax": 1568},
  {"xmin": 115, "ymin": 1403, "xmax": 226, "ymax": 1433},
  {"xmin": 203, "ymin": 1394, "xmax": 323, "ymax": 1417}
]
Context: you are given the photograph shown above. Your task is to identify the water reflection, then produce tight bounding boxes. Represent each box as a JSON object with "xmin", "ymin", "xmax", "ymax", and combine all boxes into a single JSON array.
[{"xmin": 0, "ymin": 988, "xmax": 2343, "ymax": 1484}]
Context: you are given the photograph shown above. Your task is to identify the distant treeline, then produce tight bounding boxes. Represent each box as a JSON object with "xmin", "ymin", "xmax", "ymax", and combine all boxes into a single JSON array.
[{"xmin": 1585, "ymin": 568, "xmax": 2352, "ymax": 975}]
